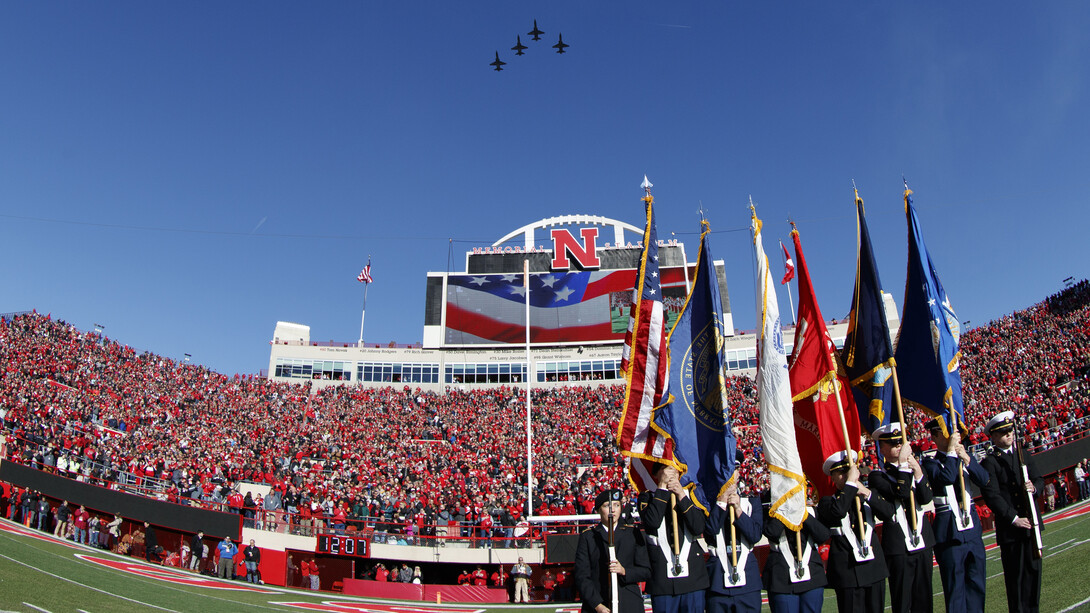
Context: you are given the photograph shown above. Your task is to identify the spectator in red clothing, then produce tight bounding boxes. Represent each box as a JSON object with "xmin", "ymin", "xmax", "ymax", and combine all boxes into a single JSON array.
[
  {"xmin": 541, "ymin": 570, "xmax": 556, "ymax": 601},
  {"xmin": 72, "ymin": 505, "xmax": 90, "ymax": 545},
  {"xmin": 3, "ymin": 280, "xmax": 1090, "ymax": 522},
  {"xmin": 472, "ymin": 565, "xmax": 488, "ymax": 586}
]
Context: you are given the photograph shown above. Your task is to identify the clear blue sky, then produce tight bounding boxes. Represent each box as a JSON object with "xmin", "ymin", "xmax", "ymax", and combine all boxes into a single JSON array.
[{"xmin": 3, "ymin": 2, "xmax": 1088, "ymax": 375}]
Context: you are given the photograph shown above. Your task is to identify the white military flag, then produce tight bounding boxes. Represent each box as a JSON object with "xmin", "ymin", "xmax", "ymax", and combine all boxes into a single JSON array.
[{"xmin": 752, "ymin": 207, "xmax": 809, "ymax": 530}]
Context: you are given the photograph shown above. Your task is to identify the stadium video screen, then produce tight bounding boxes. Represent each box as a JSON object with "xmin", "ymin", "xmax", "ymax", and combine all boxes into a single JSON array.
[{"xmin": 443, "ymin": 267, "xmax": 689, "ymax": 346}]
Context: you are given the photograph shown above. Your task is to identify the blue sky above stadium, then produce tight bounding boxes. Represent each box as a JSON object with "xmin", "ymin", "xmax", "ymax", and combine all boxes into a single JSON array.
[{"xmin": 2, "ymin": 2, "xmax": 1088, "ymax": 375}]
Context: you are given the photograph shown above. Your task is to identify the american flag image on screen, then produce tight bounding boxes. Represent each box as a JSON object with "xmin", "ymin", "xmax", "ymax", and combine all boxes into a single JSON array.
[{"xmin": 444, "ymin": 268, "xmax": 686, "ymax": 345}]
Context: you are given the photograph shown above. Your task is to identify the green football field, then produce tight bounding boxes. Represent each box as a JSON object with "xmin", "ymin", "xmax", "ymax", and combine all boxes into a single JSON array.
[{"xmin": 2, "ymin": 504, "xmax": 1089, "ymax": 613}]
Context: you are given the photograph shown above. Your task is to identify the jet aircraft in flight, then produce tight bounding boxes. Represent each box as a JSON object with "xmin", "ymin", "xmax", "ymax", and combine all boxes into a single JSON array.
[
  {"xmin": 528, "ymin": 20, "xmax": 544, "ymax": 41},
  {"xmin": 553, "ymin": 33, "xmax": 569, "ymax": 54},
  {"xmin": 490, "ymin": 51, "xmax": 506, "ymax": 71},
  {"xmin": 511, "ymin": 35, "xmax": 527, "ymax": 56}
]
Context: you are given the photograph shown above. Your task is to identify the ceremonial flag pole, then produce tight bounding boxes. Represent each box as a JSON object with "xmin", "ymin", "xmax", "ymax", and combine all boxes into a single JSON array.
[
  {"xmin": 750, "ymin": 202, "xmax": 808, "ymax": 534},
  {"xmin": 1015, "ymin": 424, "xmax": 1045, "ymax": 557},
  {"xmin": 608, "ymin": 504, "xmax": 619, "ymax": 613},
  {"xmin": 617, "ymin": 176, "xmax": 674, "ymax": 490},
  {"xmin": 786, "ymin": 223, "xmax": 866, "ymax": 551},
  {"xmin": 894, "ymin": 182, "xmax": 972, "ymax": 524},
  {"xmin": 654, "ymin": 216, "xmax": 739, "ymax": 511},
  {"xmin": 357, "ymin": 256, "xmax": 373, "ymax": 347},
  {"xmin": 889, "ymin": 369, "xmax": 918, "ymax": 538},
  {"xmin": 841, "ymin": 188, "xmax": 895, "ymax": 436},
  {"xmin": 787, "ymin": 224, "xmax": 861, "ymax": 497}
]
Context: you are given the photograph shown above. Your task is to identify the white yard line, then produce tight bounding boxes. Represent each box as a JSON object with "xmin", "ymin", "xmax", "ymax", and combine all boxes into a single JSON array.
[
  {"xmin": 1057, "ymin": 595, "xmax": 1090, "ymax": 613},
  {"xmin": 0, "ymin": 554, "xmax": 179, "ymax": 613}
]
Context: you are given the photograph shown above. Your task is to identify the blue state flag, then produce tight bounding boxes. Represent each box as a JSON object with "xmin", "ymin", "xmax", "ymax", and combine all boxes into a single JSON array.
[
  {"xmin": 894, "ymin": 189, "xmax": 964, "ymax": 436},
  {"xmin": 653, "ymin": 220, "xmax": 737, "ymax": 512},
  {"xmin": 841, "ymin": 192, "xmax": 896, "ymax": 434}
]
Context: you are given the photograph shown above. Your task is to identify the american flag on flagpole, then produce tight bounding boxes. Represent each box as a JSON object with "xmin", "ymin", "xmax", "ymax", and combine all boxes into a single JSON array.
[
  {"xmin": 357, "ymin": 259, "xmax": 373, "ymax": 284},
  {"xmin": 780, "ymin": 240, "xmax": 795, "ymax": 285},
  {"xmin": 617, "ymin": 177, "xmax": 673, "ymax": 492}
]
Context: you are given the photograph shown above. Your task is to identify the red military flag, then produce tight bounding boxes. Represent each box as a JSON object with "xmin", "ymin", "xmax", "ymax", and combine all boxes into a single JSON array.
[{"xmin": 787, "ymin": 227, "xmax": 861, "ymax": 497}]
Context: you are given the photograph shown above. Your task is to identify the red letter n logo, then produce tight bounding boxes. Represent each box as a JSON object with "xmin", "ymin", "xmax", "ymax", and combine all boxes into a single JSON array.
[{"xmin": 551, "ymin": 228, "xmax": 601, "ymax": 270}]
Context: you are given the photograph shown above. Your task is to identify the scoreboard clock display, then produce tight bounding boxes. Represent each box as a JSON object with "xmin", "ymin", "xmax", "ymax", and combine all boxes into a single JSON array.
[{"xmin": 315, "ymin": 534, "xmax": 370, "ymax": 558}]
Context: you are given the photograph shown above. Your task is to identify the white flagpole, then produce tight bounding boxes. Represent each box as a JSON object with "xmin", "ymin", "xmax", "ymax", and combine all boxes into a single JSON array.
[
  {"xmin": 358, "ymin": 256, "xmax": 371, "ymax": 347},
  {"xmin": 358, "ymin": 282, "xmax": 369, "ymax": 347},
  {"xmin": 524, "ymin": 259, "xmax": 533, "ymax": 518},
  {"xmin": 781, "ymin": 241, "xmax": 796, "ymax": 326}
]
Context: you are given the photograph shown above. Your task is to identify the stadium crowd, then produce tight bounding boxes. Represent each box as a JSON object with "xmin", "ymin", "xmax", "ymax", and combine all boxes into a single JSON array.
[{"xmin": 1, "ymin": 280, "xmax": 1088, "ymax": 536}]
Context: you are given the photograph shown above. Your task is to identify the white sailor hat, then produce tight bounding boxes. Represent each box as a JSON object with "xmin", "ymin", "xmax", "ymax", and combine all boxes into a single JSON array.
[
  {"xmin": 873, "ymin": 422, "xmax": 903, "ymax": 444},
  {"xmin": 985, "ymin": 411, "xmax": 1016, "ymax": 435},
  {"xmin": 822, "ymin": 450, "xmax": 859, "ymax": 475}
]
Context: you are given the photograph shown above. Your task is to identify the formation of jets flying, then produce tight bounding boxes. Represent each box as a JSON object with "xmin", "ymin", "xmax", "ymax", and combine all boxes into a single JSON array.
[{"xmin": 490, "ymin": 19, "xmax": 569, "ymax": 72}]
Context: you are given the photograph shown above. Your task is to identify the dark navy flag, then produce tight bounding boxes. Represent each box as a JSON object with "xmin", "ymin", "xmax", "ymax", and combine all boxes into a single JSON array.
[
  {"xmin": 654, "ymin": 220, "xmax": 737, "ymax": 512},
  {"xmin": 840, "ymin": 192, "xmax": 895, "ymax": 435},
  {"xmin": 894, "ymin": 189, "xmax": 964, "ymax": 436}
]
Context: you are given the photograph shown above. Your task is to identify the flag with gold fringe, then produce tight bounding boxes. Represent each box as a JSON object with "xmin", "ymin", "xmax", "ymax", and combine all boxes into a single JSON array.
[
  {"xmin": 752, "ymin": 206, "xmax": 808, "ymax": 529},
  {"xmin": 788, "ymin": 227, "xmax": 861, "ymax": 497},
  {"xmin": 617, "ymin": 177, "xmax": 674, "ymax": 491},
  {"xmin": 841, "ymin": 190, "xmax": 896, "ymax": 435},
  {"xmin": 894, "ymin": 186, "xmax": 965, "ymax": 436},
  {"xmin": 654, "ymin": 219, "xmax": 738, "ymax": 512}
]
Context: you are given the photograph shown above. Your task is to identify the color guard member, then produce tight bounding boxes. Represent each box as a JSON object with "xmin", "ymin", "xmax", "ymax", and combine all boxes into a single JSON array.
[
  {"xmin": 869, "ymin": 422, "xmax": 935, "ymax": 613},
  {"xmin": 574, "ymin": 489, "xmax": 651, "ymax": 613},
  {"xmin": 922, "ymin": 417, "xmax": 990, "ymax": 613},
  {"xmin": 818, "ymin": 450, "xmax": 894, "ymax": 613},
  {"xmin": 980, "ymin": 411, "xmax": 1044, "ymax": 613}
]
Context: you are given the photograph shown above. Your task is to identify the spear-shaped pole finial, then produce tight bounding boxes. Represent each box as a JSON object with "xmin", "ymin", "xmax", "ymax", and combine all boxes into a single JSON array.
[
  {"xmin": 641, "ymin": 175, "xmax": 654, "ymax": 204},
  {"xmin": 749, "ymin": 195, "xmax": 762, "ymax": 240}
]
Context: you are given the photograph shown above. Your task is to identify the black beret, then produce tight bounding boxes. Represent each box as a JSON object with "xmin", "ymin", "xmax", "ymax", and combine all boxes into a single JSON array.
[{"xmin": 594, "ymin": 489, "xmax": 623, "ymax": 510}]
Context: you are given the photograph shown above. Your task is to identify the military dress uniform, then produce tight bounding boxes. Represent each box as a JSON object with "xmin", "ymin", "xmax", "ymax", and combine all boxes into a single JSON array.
[
  {"xmin": 980, "ymin": 411, "xmax": 1045, "ymax": 613},
  {"xmin": 869, "ymin": 425, "xmax": 936, "ymax": 613},
  {"xmin": 638, "ymin": 488, "xmax": 710, "ymax": 613},
  {"xmin": 705, "ymin": 495, "xmax": 764, "ymax": 613},
  {"xmin": 574, "ymin": 490, "xmax": 652, "ymax": 613},
  {"xmin": 762, "ymin": 510, "xmax": 830, "ymax": 613},
  {"xmin": 817, "ymin": 451, "xmax": 895, "ymax": 613},
  {"xmin": 921, "ymin": 424, "xmax": 990, "ymax": 613}
]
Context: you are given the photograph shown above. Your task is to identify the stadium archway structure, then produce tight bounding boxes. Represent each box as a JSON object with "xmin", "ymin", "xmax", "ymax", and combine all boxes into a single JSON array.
[{"xmin": 268, "ymin": 212, "xmax": 896, "ymax": 392}]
